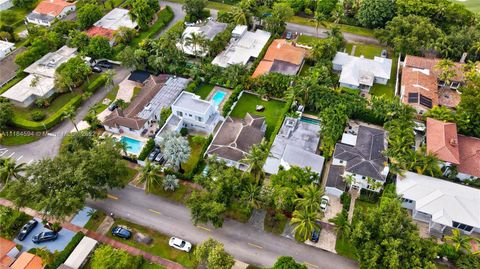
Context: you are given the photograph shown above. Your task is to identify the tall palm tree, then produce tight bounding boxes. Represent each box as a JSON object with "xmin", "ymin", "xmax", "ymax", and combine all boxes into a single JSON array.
[
  {"xmin": 295, "ymin": 184, "xmax": 323, "ymax": 211},
  {"xmin": 104, "ymin": 69, "xmax": 115, "ymax": 89},
  {"xmin": 241, "ymin": 141, "xmax": 270, "ymax": 181},
  {"xmin": 311, "ymin": 11, "xmax": 326, "ymax": 38},
  {"xmin": 160, "ymin": 132, "xmax": 191, "ymax": 172},
  {"xmin": 183, "ymin": 32, "xmax": 206, "ymax": 58},
  {"xmin": 290, "ymin": 208, "xmax": 319, "ymax": 241},
  {"xmin": 62, "ymin": 106, "xmax": 78, "ymax": 131},
  {"xmin": 231, "ymin": 6, "xmax": 248, "ymax": 26},
  {"xmin": 0, "ymin": 158, "xmax": 26, "ymax": 185},
  {"xmin": 242, "ymin": 183, "xmax": 262, "ymax": 209},
  {"xmin": 138, "ymin": 161, "xmax": 162, "ymax": 193},
  {"xmin": 445, "ymin": 229, "xmax": 473, "ymax": 253}
]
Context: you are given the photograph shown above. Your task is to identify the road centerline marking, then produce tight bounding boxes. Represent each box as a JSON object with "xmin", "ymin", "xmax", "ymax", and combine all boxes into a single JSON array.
[
  {"xmin": 196, "ymin": 225, "xmax": 211, "ymax": 232},
  {"xmin": 148, "ymin": 209, "xmax": 162, "ymax": 215},
  {"xmin": 304, "ymin": 262, "xmax": 319, "ymax": 268},
  {"xmin": 248, "ymin": 242, "xmax": 263, "ymax": 249},
  {"xmin": 107, "ymin": 194, "xmax": 119, "ymax": 200}
]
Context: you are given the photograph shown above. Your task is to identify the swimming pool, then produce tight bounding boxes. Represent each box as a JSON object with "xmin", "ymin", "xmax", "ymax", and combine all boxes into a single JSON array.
[
  {"xmin": 300, "ymin": 116, "xmax": 320, "ymax": 125},
  {"xmin": 120, "ymin": 136, "xmax": 145, "ymax": 155},
  {"xmin": 211, "ymin": 91, "xmax": 227, "ymax": 107}
]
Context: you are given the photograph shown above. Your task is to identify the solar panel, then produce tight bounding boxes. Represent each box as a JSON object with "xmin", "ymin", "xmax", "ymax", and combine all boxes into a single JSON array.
[
  {"xmin": 419, "ymin": 94, "xmax": 433, "ymax": 108},
  {"xmin": 408, "ymin": 92, "xmax": 418, "ymax": 103}
]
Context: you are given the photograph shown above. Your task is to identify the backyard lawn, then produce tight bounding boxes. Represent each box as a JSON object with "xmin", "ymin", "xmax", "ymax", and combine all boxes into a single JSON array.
[
  {"xmin": 12, "ymin": 91, "xmax": 82, "ymax": 119},
  {"xmin": 107, "ymin": 219, "xmax": 197, "ymax": 268},
  {"xmin": 194, "ymin": 84, "xmax": 215, "ymax": 99},
  {"xmin": 182, "ymin": 136, "xmax": 208, "ymax": 174},
  {"xmin": 230, "ymin": 93, "xmax": 285, "ymax": 139}
]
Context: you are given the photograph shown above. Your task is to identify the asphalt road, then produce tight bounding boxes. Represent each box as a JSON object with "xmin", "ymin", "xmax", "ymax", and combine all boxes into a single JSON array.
[{"xmin": 88, "ymin": 185, "xmax": 358, "ymax": 269}]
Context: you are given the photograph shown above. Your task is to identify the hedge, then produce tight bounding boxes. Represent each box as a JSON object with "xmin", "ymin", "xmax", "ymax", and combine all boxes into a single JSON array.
[
  {"xmin": 138, "ymin": 138, "xmax": 155, "ymax": 161},
  {"xmin": 46, "ymin": 232, "xmax": 85, "ymax": 269},
  {"xmin": 222, "ymin": 85, "xmax": 242, "ymax": 116},
  {"xmin": 130, "ymin": 6, "xmax": 174, "ymax": 46},
  {"xmin": 85, "ymin": 74, "xmax": 107, "ymax": 93}
]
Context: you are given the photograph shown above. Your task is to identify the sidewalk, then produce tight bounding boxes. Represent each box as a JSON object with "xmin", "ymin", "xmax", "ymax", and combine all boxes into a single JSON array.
[{"xmin": 0, "ymin": 198, "xmax": 187, "ymax": 269}]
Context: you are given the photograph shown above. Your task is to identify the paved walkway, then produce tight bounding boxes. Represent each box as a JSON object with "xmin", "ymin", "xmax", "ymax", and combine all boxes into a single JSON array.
[
  {"xmin": 247, "ymin": 209, "xmax": 266, "ymax": 231},
  {"xmin": 0, "ymin": 198, "xmax": 186, "ymax": 269}
]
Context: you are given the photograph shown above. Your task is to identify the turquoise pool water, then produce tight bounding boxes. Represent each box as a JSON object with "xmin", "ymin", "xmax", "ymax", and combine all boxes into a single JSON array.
[
  {"xmin": 211, "ymin": 91, "xmax": 227, "ymax": 107},
  {"xmin": 120, "ymin": 136, "xmax": 144, "ymax": 155},
  {"xmin": 300, "ymin": 116, "xmax": 320, "ymax": 125}
]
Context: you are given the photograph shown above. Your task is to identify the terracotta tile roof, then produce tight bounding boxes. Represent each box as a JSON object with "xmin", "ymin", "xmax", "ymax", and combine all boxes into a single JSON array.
[
  {"xmin": 457, "ymin": 135, "xmax": 480, "ymax": 178},
  {"xmin": 33, "ymin": 0, "xmax": 75, "ymax": 17},
  {"xmin": 86, "ymin": 26, "xmax": 115, "ymax": 40},
  {"xmin": 252, "ymin": 39, "xmax": 306, "ymax": 78},
  {"xmin": 0, "ymin": 238, "xmax": 16, "ymax": 267},
  {"xmin": 426, "ymin": 118, "xmax": 460, "ymax": 164},
  {"xmin": 10, "ymin": 253, "xmax": 43, "ymax": 269},
  {"xmin": 405, "ymin": 55, "xmax": 465, "ymax": 81}
]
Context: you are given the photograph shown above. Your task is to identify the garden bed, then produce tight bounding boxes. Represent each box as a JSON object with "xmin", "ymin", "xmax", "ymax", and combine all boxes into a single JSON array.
[{"xmin": 84, "ymin": 210, "xmax": 107, "ymax": 231}]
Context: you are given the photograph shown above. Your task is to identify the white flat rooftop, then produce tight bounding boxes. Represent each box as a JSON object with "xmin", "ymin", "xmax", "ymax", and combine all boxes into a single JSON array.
[
  {"xmin": 24, "ymin": 46, "xmax": 77, "ymax": 78},
  {"xmin": 1, "ymin": 74, "xmax": 54, "ymax": 102},
  {"xmin": 93, "ymin": 8, "xmax": 138, "ymax": 31},
  {"xmin": 172, "ymin": 91, "xmax": 213, "ymax": 114},
  {"xmin": 0, "ymin": 40, "xmax": 14, "ymax": 52}
]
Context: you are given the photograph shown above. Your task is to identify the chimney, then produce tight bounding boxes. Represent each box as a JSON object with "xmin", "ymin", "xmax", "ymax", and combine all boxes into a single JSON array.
[
  {"xmin": 460, "ymin": 52, "xmax": 468, "ymax": 63},
  {"xmin": 450, "ymin": 138, "xmax": 457, "ymax": 147}
]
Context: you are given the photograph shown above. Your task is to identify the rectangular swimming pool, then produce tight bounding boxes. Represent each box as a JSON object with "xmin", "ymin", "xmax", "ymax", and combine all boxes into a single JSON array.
[
  {"xmin": 120, "ymin": 136, "xmax": 145, "ymax": 155},
  {"xmin": 211, "ymin": 90, "xmax": 227, "ymax": 107},
  {"xmin": 300, "ymin": 116, "xmax": 320, "ymax": 125}
]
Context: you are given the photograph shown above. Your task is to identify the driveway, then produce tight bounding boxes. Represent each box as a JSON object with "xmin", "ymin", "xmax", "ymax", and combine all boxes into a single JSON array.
[{"xmin": 88, "ymin": 186, "xmax": 358, "ymax": 269}]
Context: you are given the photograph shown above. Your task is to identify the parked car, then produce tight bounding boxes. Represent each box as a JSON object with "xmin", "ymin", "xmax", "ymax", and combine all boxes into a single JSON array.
[
  {"xmin": 108, "ymin": 101, "xmax": 118, "ymax": 111},
  {"xmin": 311, "ymin": 229, "xmax": 320, "ymax": 243},
  {"xmin": 17, "ymin": 219, "xmax": 38, "ymax": 241},
  {"xmin": 286, "ymin": 32, "xmax": 292, "ymax": 40},
  {"xmin": 154, "ymin": 152, "xmax": 164, "ymax": 164},
  {"xmin": 169, "ymin": 237, "xmax": 192, "ymax": 252},
  {"xmin": 184, "ymin": 22, "xmax": 195, "ymax": 27},
  {"xmin": 111, "ymin": 226, "xmax": 132, "ymax": 239},
  {"xmin": 32, "ymin": 231, "xmax": 57, "ymax": 243},
  {"xmin": 92, "ymin": 66, "xmax": 102, "ymax": 73},
  {"xmin": 320, "ymin": 195, "xmax": 330, "ymax": 212},
  {"xmin": 381, "ymin": 49, "xmax": 388, "ymax": 58},
  {"xmin": 96, "ymin": 61, "xmax": 113, "ymax": 69},
  {"xmin": 148, "ymin": 148, "xmax": 160, "ymax": 161}
]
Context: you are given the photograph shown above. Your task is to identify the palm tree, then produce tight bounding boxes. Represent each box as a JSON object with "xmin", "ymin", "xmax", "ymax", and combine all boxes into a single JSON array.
[
  {"xmin": 434, "ymin": 59, "xmax": 456, "ymax": 89},
  {"xmin": 290, "ymin": 208, "xmax": 319, "ymax": 242},
  {"xmin": 104, "ymin": 69, "xmax": 115, "ymax": 89},
  {"xmin": 295, "ymin": 184, "xmax": 323, "ymax": 211},
  {"xmin": 241, "ymin": 141, "xmax": 270, "ymax": 181},
  {"xmin": 0, "ymin": 158, "xmax": 26, "ymax": 186},
  {"xmin": 411, "ymin": 147, "xmax": 442, "ymax": 177},
  {"xmin": 183, "ymin": 32, "xmax": 207, "ymax": 58},
  {"xmin": 242, "ymin": 183, "xmax": 262, "ymax": 209},
  {"xmin": 311, "ymin": 11, "xmax": 326, "ymax": 37},
  {"xmin": 160, "ymin": 132, "xmax": 191, "ymax": 172},
  {"xmin": 445, "ymin": 229, "xmax": 473, "ymax": 253},
  {"xmin": 138, "ymin": 161, "xmax": 162, "ymax": 193},
  {"xmin": 231, "ymin": 6, "xmax": 248, "ymax": 25},
  {"xmin": 62, "ymin": 106, "xmax": 78, "ymax": 131},
  {"xmin": 163, "ymin": 174, "xmax": 179, "ymax": 191},
  {"xmin": 342, "ymin": 174, "xmax": 356, "ymax": 187}
]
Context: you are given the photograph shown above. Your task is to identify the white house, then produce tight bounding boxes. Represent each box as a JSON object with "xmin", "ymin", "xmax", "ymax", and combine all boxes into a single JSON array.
[
  {"xmin": 397, "ymin": 171, "xmax": 480, "ymax": 236},
  {"xmin": 0, "ymin": 0, "xmax": 13, "ymax": 11},
  {"xmin": 0, "ymin": 40, "xmax": 15, "ymax": 60},
  {"xmin": 326, "ymin": 125, "xmax": 389, "ymax": 197},
  {"xmin": 212, "ymin": 25, "xmax": 271, "ymax": 68},
  {"xmin": 93, "ymin": 8, "xmax": 138, "ymax": 31},
  {"xmin": 63, "ymin": 237, "xmax": 98, "ymax": 269},
  {"xmin": 26, "ymin": 0, "xmax": 76, "ymax": 26},
  {"xmin": 178, "ymin": 20, "xmax": 227, "ymax": 57},
  {"xmin": 332, "ymin": 52, "xmax": 392, "ymax": 91}
]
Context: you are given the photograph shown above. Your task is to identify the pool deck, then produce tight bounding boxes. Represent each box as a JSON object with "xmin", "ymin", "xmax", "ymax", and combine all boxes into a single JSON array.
[{"xmin": 206, "ymin": 86, "xmax": 232, "ymax": 112}]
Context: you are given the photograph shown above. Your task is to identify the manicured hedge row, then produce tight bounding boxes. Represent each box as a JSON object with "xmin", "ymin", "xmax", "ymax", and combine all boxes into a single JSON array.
[
  {"xmin": 222, "ymin": 86, "xmax": 243, "ymax": 116},
  {"xmin": 46, "ymin": 232, "xmax": 85, "ymax": 269},
  {"xmin": 85, "ymin": 74, "xmax": 107, "ymax": 93},
  {"xmin": 138, "ymin": 138, "xmax": 155, "ymax": 161}
]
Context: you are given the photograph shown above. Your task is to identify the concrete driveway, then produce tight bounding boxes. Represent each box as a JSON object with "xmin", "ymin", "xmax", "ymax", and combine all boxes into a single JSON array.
[{"xmin": 322, "ymin": 195, "xmax": 342, "ymax": 224}]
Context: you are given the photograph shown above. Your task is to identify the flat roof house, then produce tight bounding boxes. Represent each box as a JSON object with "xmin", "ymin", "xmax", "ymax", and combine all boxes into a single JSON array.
[
  {"xmin": 400, "ymin": 55, "xmax": 465, "ymax": 114},
  {"xmin": 212, "ymin": 25, "xmax": 271, "ymax": 68},
  {"xmin": 397, "ymin": 171, "xmax": 480, "ymax": 237},
  {"xmin": 326, "ymin": 125, "xmax": 388, "ymax": 197},
  {"xmin": 426, "ymin": 118, "xmax": 480, "ymax": 180},
  {"xmin": 155, "ymin": 91, "xmax": 223, "ymax": 140},
  {"xmin": 103, "ymin": 75, "xmax": 189, "ymax": 137},
  {"xmin": 1, "ymin": 46, "xmax": 77, "ymax": 107},
  {"xmin": 252, "ymin": 39, "xmax": 307, "ymax": 78},
  {"xmin": 332, "ymin": 52, "xmax": 392, "ymax": 91},
  {"xmin": 62, "ymin": 237, "xmax": 97, "ymax": 269},
  {"xmin": 26, "ymin": 0, "xmax": 76, "ymax": 26},
  {"xmin": 0, "ymin": 47, "xmax": 26, "ymax": 88},
  {"xmin": 93, "ymin": 8, "xmax": 138, "ymax": 31},
  {"xmin": 0, "ymin": 0, "xmax": 13, "ymax": 11},
  {"xmin": 206, "ymin": 113, "xmax": 266, "ymax": 170},
  {"xmin": 0, "ymin": 40, "xmax": 15, "ymax": 60},
  {"xmin": 263, "ymin": 116, "xmax": 324, "ymax": 175},
  {"xmin": 178, "ymin": 20, "xmax": 227, "ymax": 57}
]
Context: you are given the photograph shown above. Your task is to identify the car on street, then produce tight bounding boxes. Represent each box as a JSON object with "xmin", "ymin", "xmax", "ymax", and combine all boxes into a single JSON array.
[
  {"xmin": 169, "ymin": 237, "xmax": 192, "ymax": 252},
  {"xmin": 17, "ymin": 219, "xmax": 38, "ymax": 241},
  {"xmin": 108, "ymin": 101, "xmax": 118, "ymax": 111},
  {"xmin": 320, "ymin": 195, "xmax": 330, "ymax": 212},
  {"xmin": 32, "ymin": 231, "xmax": 57, "ymax": 243},
  {"xmin": 311, "ymin": 229, "xmax": 320, "ymax": 243},
  {"xmin": 286, "ymin": 31, "xmax": 292, "ymax": 40},
  {"xmin": 111, "ymin": 226, "xmax": 132, "ymax": 239},
  {"xmin": 92, "ymin": 66, "xmax": 102, "ymax": 73}
]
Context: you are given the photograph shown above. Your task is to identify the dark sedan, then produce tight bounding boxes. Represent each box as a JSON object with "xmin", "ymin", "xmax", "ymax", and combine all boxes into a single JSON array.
[
  {"xmin": 17, "ymin": 219, "xmax": 38, "ymax": 241},
  {"xmin": 32, "ymin": 231, "xmax": 57, "ymax": 243},
  {"xmin": 112, "ymin": 226, "xmax": 132, "ymax": 239}
]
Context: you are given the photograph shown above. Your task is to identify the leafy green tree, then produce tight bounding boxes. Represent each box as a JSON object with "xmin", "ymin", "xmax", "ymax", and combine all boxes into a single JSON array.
[
  {"xmin": 158, "ymin": 131, "xmax": 191, "ymax": 171},
  {"xmin": 194, "ymin": 238, "xmax": 234, "ymax": 269},
  {"xmin": 271, "ymin": 256, "xmax": 307, "ymax": 269},
  {"xmin": 241, "ymin": 140, "xmax": 269, "ymax": 181},
  {"xmin": 139, "ymin": 161, "xmax": 162, "ymax": 192},
  {"xmin": 357, "ymin": 0, "xmax": 396, "ymax": 28},
  {"xmin": 91, "ymin": 245, "xmax": 143, "ymax": 269},
  {"xmin": 77, "ymin": 4, "xmax": 103, "ymax": 29},
  {"xmin": 0, "ymin": 158, "xmax": 25, "ymax": 185},
  {"xmin": 61, "ymin": 130, "xmax": 95, "ymax": 154},
  {"xmin": 129, "ymin": 0, "xmax": 160, "ymax": 30},
  {"xmin": 163, "ymin": 174, "xmax": 179, "ymax": 191},
  {"xmin": 85, "ymin": 36, "xmax": 113, "ymax": 60},
  {"xmin": 263, "ymin": 2, "xmax": 294, "ymax": 35},
  {"xmin": 187, "ymin": 191, "xmax": 227, "ymax": 228},
  {"xmin": 12, "ymin": 0, "xmax": 35, "ymax": 8},
  {"xmin": 51, "ymin": 20, "xmax": 79, "ymax": 36},
  {"xmin": 55, "ymin": 56, "xmax": 92, "ymax": 91},
  {"xmin": 0, "ymin": 10, "xmax": 18, "ymax": 24},
  {"xmin": 319, "ymin": 104, "xmax": 349, "ymax": 158},
  {"xmin": 67, "ymin": 30, "xmax": 90, "ymax": 51},
  {"xmin": 182, "ymin": 0, "xmax": 207, "ymax": 22},
  {"xmin": 456, "ymin": 254, "xmax": 480, "ymax": 269},
  {"xmin": 114, "ymin": 26, "xmax": 136, "ymax": 45},
  {"xmin": 0, "ymin": 98, "xmax": 13, "ymax": 132},
  {"xmin": 424, "ymin": 106, "xmax": 455, "ymax": 122},
  {"xmin": 316, "ymin": 0, "xmax": 338, "ymax": 17}
]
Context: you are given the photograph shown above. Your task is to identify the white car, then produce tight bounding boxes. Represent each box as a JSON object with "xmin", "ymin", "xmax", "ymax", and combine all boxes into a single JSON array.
[
  {"xmin": 184, "ymin": 22, "xmax": 195, "ymax": 27},
  {"xmin": 169, "ymin": 237, "xmax": 192, "ymax": 252},
  {"xmin": 320, "ymin": 195, "xmax": 330, "ymax": 212}
]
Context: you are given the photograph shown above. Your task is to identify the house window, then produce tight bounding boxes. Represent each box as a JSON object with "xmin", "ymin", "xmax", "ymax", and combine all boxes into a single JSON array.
[
  {"xmin": 419, "ymin": 94, "xmax": 433, "ymax": 108},
  {"xmin": 189, "ymin": 114, "xmax": 192, "ymax": 117},
  {"xmin": 453, "ymin": 221, "xmax": 474, "ymax": 232},
  {"xmin": 362, "ymin": 176, "xmax": 366, "ymax": 180},
  {"xmin": 450, "ymin": 82, "xmax": 461, "ymax": 89},
  {"xmin": 408, "ymin": 93, "xmax": 418, "ymax": 103},
  {"xmin": 177, "ymin": 111, "xmax": 183, "ymax": 117},
  {"xmin": 196, "ymin": 116, "xmax": 203, "ymax": 122}
]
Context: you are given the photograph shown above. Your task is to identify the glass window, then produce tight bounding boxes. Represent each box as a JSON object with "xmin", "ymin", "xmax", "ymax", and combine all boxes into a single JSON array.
[{"xmin": 177, "ymin": 111, "xmax": 183, "ymax": 117}]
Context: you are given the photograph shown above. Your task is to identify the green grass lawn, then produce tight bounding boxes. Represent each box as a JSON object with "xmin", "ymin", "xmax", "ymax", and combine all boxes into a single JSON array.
[
  {"xmin": 230, "ymin": 93, "xmax": 285, "ymax": 139},
  {"xmin": 296, "ymin": 34, "xmax": 320, "ymax": 47},
  {"xmin": 139, "ymin": 261, "xmax": 167, "ymax": 269},
  {"xmin": 345, "ymin": 43, "xmax": 384, "ymax": 59},
  {"xmin": 107, "ymin": 219, "xmax": 197, "ymax": 268},
  {"xmin": 12, "ymin": 91, "xmax": 82, "ymax": 120},
  {"xmin": 456, "ymin": 0, "xmax": 480, "ymax": 12},
  {"xmin": 84, "ymin": 210, "xmax": 107, "ymax": 231},
  {"xmin": 150, "ymin": 183, "xmax": 194, "ymax": 204},
  {"xmin": 335, "ymin": 233, "xmax": 358, "ymax": 260},
  {"xmin": 0, "ymin": 135, "xmax": 40, "ymax": 146},
  {"xmin": 93, "ymin": 85, "xmax": 120, "ymax": 115},
  {"xmin": 195, "ymin": 84, "xmax": 215, "ymax": 99},
  {"xmin": 182, "ymin": 136, "xmax": 207, "ymax": 174}
]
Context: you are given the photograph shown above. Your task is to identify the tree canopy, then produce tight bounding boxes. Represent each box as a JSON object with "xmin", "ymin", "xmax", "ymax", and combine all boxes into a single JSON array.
[
  {"xmin": 77, "ymin": 3, "xmax": 103, "ymax": 30},
  {"xmin": 193, "ymin": 238, "xmax": 235, "ymax": 269}
]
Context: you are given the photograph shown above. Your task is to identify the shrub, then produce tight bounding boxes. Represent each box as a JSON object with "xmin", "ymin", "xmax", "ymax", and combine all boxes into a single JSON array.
[
  {"xmin": 186, "ymin": 81, "xmax": 197, "ymax": 92},
  {"xmin": 46, "ymin": 232, "xmax": 85, "ymax": 269},
  {"xmin": 138, "ymin": 138, "xmax": 155, "ymax": 161},
  {"xmin": 0, "ymin": 206, "xmax": 30, "ymax": 239},
  {"xmin": 438, "ymin": 243, "xmax": 460, "ymax": 262},
  {"xmin": 222, "ymin": 85, "xmax": 242, "ymax": 116},
  {"xmin": 85, "ymin": 74, "xmax": 107, "ymax": 93},
  {"xmin": 35, "ymin": 98, "xmax": 50, "ymax": 108},
  {"xmin": 180, "ymin": 127, "xmax": 188, "ymax": 136},
  {"xmin": 340, "ymin": 192, "xmax": 351, "ymax": 212},
  {"xmin": 30, "ymin": 111, "xmax": 46, "ymax": 121}
]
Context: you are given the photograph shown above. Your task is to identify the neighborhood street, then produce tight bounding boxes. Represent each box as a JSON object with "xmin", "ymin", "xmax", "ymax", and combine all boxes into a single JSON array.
[{"xmin": 88, "ymin": 185, "xmax": 358, "ymax": 269}]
